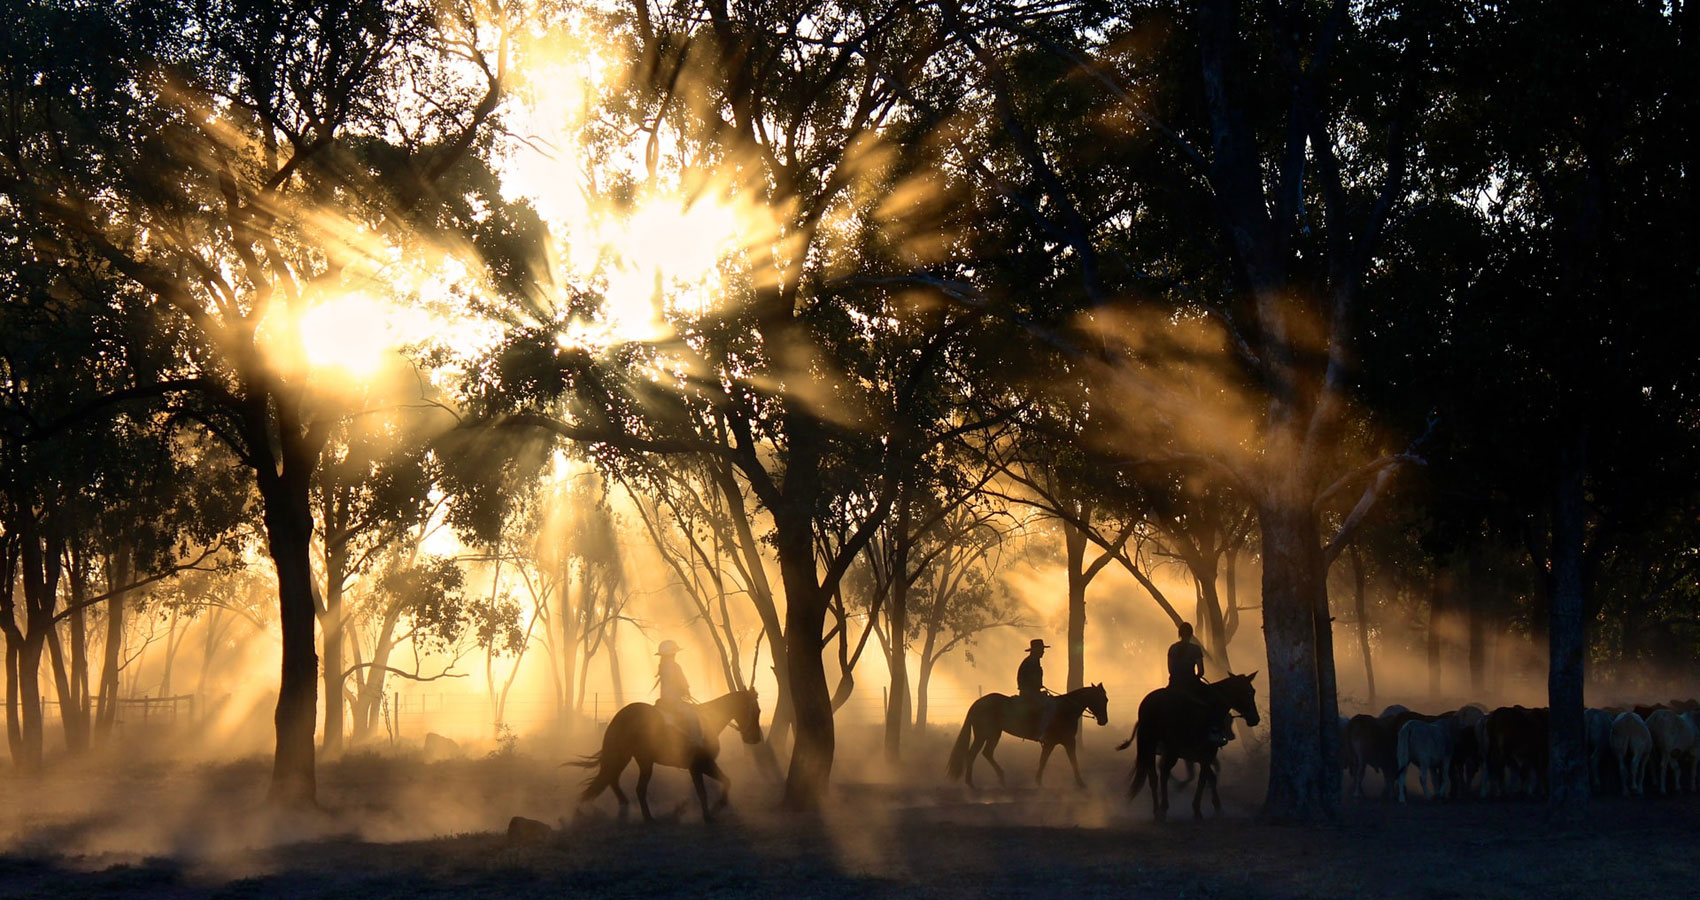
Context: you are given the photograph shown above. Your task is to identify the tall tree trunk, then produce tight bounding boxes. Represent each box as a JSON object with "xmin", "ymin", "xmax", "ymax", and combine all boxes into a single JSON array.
[
  {"xmin": 711, "ymin": 460, "xmax": 792, "ymax": 745},
  {"xmin": 95, "ymin": 547, "xmax": 129, "ymax": 739},
  {"xmin": 61, "ymin": 549, "xmax": 91, "ymax": 754},
  {"xmin": 1547, "ymin": 426, "xmax": 1589, "ymax": 820},
  {"xmin": 605, "ymin": 617, "xmax": 624, "ymax": 706},
  {"xmin": 158, "ymin": 607, "xmax": 182, "ymax": 698},
  {"xmin": 1349, "ymin": 545, "xmax": 1375, "ymax": 706},
  {"xmin": 884, "ymin": 489, "xmax": 912, "ymax": 762},
  {"xmin": 4, "ymin": 640, "xmax": 20, "ymax": 763},
  {"xmin": 1257, "ymin": 480, "xmax": 1337, "ymax": 824},
  {"xmin": 352, "ymin": 603, "xmax": 404, "ymax": 741},
  {"xmin": 261, "ymin": 467, "xmax": 320, "ymax": 807},
  {"xmin": 16, "ymin": 633, "xmax": 45, "ymax": 770},
  {"xmin": 775, "ymin": 504, "xmax": 832, "ymax": 810},
  {"xmin": 1063, "ymin": 518, "xmax": 1088, "ymax": 691},
  {"xmin": 46, "ymin": 625, "xmax": 75, "ymax": 749},
  {"xmin": 1193, "ymin": 559, "xmax": 1231, "ymax": 676},
  {"xmin": 16, "ymin": 525, "xmax": 60, "ymax": 771},
  {"xmin": 915, "ymin": 623, "xmax": 940, "ymax": 733},
  {"xmin": 320, "ymin": 539, "xmax": 349, "ymax": 754},
  {"xmin": 558, "ymin": 572, "xmax": 578, "ymax": 725}
]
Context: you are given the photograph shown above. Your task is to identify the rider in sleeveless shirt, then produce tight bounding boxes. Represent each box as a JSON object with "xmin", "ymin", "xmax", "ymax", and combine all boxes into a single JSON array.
[
  {"xmin": 655, "ymin": 640, "xmax": 705, "ymax": 753},
  {"xmin": 1168, "ymin": 622, "xmax": 1232, "ymax": 746}
]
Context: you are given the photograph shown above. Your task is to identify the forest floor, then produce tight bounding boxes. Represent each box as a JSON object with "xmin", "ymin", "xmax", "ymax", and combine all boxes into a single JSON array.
[{"xmin": 0, "ymin": 730, "xmax": 1694, "ymax": 899}]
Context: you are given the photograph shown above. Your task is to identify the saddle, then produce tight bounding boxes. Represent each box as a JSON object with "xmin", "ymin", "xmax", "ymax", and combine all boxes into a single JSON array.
[
  {"xmin": 1004, "ymin": 693, "xmax": 1057, "ymax": 741},
  {"xmin": 1164, "ymin": 683, "xmax": 1233, "ymax": 747}
]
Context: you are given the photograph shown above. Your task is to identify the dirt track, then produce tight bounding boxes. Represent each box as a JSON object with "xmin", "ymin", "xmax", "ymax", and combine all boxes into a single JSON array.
[{"xmin": 0, "ymin": 744, "xmax": 1695, "ymax": 899}]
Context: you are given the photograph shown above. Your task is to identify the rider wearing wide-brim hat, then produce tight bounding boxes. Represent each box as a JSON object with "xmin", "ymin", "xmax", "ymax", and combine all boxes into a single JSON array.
[
  {"xmin": 1017, "ymin": 638, "xmax": 1053, "ymax": 736},
  {"xmin": 1018, "ymin": 639, "xmax": 1049, "ymax": 698},
  {"xmin": 654, "ymin": 640, "xmax": 704, "ymax": 751}
]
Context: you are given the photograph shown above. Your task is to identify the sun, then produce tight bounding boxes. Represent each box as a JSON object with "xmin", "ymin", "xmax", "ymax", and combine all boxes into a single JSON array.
[{"xmin": 298, "ymin": 293, "xmax": 400, "ymax": 379}]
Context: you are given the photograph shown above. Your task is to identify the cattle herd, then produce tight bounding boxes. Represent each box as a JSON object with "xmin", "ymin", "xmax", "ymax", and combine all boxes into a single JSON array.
[{"xmin": 1340, "ymin": 699, "xmax": 1700, "ymax": 802}]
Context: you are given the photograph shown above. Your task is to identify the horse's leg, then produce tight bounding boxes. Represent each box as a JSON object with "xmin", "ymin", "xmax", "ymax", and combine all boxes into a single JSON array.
[
  {"xmin": 1192, "ymin": 761, "xmax": 1208, "ymax": 819},
  {"xmin": 982, "ymin": 733, "xmax": 1007, "ymax": 787},
  {"xmin": 636, "ymin": 761, "xmax": 656, "ymax": 823},
  {"xmin": 1209, "ymin": 760, "xmax": 1222, "ymax": 814},
  {"xmin": 1156, "ymin": 753, "xmax": 1172, "ymax": 822},
  {"xmin": 1036, "ymin": 741, "xmax": 1055, "ymax": 785},
  {"xmin": 964, "ymin": 730, "xmax": 984, "ymax": 789},
  {"xmin": 702, "ymin": 759, "xmax": 732, "ymax": 812},
  {"xmin": 1063, "ymin": 739, "xmax": 1085, "ymax": 790},
  {"xmin": 608, "ymin": 769, "xmax": 631, "ymax": 818},
  {"xmin": 691, "ymin": 765, "xmax": 713, "ymax": 823}
]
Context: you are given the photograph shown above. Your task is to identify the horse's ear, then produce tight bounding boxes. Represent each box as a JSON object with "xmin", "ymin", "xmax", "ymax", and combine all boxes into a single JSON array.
[{"xmin": 1247, "ymin": 670, "xmax": 1258, "ymax": 681}]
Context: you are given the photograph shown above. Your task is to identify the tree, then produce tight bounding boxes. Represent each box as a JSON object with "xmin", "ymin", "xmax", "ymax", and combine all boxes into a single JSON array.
[{"xmin": 0, "ymin": 0, "xmax": 509, "ymax": 803}]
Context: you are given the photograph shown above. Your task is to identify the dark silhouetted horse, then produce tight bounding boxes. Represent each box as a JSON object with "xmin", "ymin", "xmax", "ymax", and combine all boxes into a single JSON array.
[
  {"xmin": 570, "ymin": 689, "xmax": 762, "ymax": 822},
  {"xmin": 945, "ymin": 683, "xmax": 1109, "ymax": 789},
  {"xmin": 1121, "ymin": 672, "xmax": 1260, "ymax": 821}
]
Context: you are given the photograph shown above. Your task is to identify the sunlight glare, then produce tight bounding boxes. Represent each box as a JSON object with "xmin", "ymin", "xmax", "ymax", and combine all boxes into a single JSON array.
[{"xmin": 299, "ymin": 293, "xmax": 402, "ymax": 378}]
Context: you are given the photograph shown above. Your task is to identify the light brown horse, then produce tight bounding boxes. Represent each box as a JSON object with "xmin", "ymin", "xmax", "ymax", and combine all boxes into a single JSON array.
[
  {"xmin": 945, "ymin": 684, "xmax": 1109, "ymax": 789},
  {"xmin": 570, "ymin": 689, "xmax": 762, "ymax": 822}
]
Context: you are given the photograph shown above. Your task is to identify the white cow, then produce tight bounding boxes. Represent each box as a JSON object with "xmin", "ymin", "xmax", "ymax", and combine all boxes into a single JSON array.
[
  {"xmin": 1396, "ymin": 718, "xmax": 1452, "ymax": 803},
  {"xmin": 1610, "ymin": 712, "xmax": 1652, "ymax": 796},
  {"xmin": 1645, "ymin": 709, "xmax": 1697, "ymax": 794},
  {"xmin": 1583, "ymin": 708, "xmax": 1616, "ymax": 788}
]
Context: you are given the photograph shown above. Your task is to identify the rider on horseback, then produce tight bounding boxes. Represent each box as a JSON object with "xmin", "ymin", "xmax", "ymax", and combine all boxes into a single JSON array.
[
  {"xmin": 655, "ymin": 640, "xmax": 706, "ymax": 754},
  {"xmin": 1017, "ymin": 639, "xmax": 1055, "ymax": 736},
  {"xmin": 1168, "ymin": 623, "xmax": 1232, "ymax": 746}
]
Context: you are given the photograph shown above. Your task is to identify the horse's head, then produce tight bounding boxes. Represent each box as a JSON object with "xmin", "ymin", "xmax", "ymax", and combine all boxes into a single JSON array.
[
  {"xmin": 1085, "ymin": 683, "xmax": 1109, "ymax": 726},
  {"xmin": 734, "ymin": 689, "xmax": 763, "ymax": 744},
  {"xmin": 1218, "ymin": 671, "xmax": 1260, "ymax": 727}
]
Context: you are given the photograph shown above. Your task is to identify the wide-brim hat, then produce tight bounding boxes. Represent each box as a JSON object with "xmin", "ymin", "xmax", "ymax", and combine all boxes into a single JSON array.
[
  {"xmin": 1028, "ymin": 639, "xmax": 1050, "ymax": 652},
  {"xmin": 656, "ymin": 640, "xmax": 681, "ymax": 656}
]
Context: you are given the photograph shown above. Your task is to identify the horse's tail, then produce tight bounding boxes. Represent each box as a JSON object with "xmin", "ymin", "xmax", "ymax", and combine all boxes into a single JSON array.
[
  {"xmin": 1128, "ymin": 745, "xmax": 1151, "ymax": 799},
  {"xmin": 1116, "ymin": 721, "xmax": 1139, "ymax": 752},
  {"xmin": 569, "ymin": 752, "xmax": 608, "ymax": 801},
  {"xmin": 945, "ymin": 713, "xmax": 977, "ymax": 781}
]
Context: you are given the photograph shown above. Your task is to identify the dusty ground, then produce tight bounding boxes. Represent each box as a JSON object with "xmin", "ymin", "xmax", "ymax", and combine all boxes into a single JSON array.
[{"xmin": 0, "ymin": 734, "xmax": 1695, "ymax": 899}]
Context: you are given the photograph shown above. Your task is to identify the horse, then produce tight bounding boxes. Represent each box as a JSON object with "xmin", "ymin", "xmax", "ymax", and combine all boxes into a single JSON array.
[
  {"xmin": 1121, "ymin": 672, "xmax": 1260, "ymax": 821},
  {"xmin": 569, "ymin": 689, "xmax": 762, "ymax": 822},
  {"xmin": 945, "ymin": 683, "xmax": 1109, "ymax": 789}
]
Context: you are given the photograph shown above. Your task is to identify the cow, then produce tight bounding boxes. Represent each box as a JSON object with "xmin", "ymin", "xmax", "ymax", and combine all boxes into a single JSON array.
[
  {"xmin": 1396, "ymin": 718, "xmax": 1453, "ymax": 803},
  {"xmin": 1344, "ymin": 714, "xmax": 1397, "ymax": 799},
  {"xmin": 1584, "ymin": 708, "xmax": 1617, "ymax": 789},
  {"xmin": 1447, "ymin": 705, "xmax": 1488, "ymax": 797},
  {"xmin": 1611, "ymin": 711, "xmax": 1652, "ymax": 796},
  {"xmin": 1646, "ymin": 708, "xmax": 1698, "ymax": 794},
  {"xmin": 1482, "ymin": 706, "xmax": 1547, "ymax": 799}
]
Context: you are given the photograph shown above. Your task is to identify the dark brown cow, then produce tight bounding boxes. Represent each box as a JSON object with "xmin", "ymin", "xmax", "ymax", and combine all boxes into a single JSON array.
[
  {"xmin": 1344, "ymin": 714, "xmax": 1397, "ymax": 798},
  {"xmin": 1482, "ymin": 705, "xmax": 1548, "ymax": 799}
]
